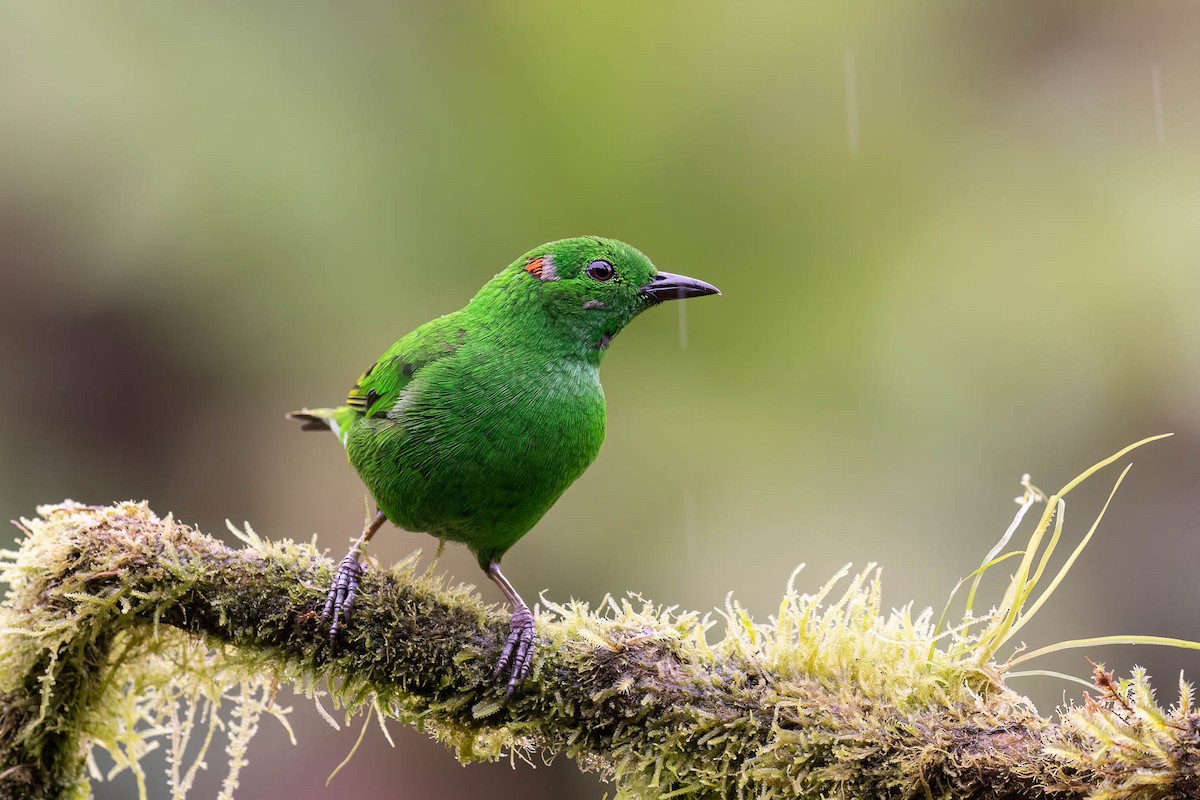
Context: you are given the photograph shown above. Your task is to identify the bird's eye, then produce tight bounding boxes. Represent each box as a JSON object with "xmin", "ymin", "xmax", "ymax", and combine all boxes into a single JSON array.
[{"xmin": 586, "ymin": 260, "xmax": 615, "ymax": 282}]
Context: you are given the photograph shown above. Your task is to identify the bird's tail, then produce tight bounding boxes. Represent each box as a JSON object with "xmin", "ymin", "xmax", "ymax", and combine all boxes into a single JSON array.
[{"xmin": 286, "ymin": 406, "xmax": 355, "ymax": 446}]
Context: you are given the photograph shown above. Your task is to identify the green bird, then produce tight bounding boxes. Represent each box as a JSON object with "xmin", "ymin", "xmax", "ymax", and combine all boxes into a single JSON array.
[{"xmin": 288, "ymin": 236, "xmax": 719, "ymax": 694}]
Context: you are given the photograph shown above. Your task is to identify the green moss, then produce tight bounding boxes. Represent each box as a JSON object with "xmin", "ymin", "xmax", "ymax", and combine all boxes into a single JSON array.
[
  {"xmin": 0, "ymin": 504, "xmax": 293, "ymax": 800},
  {"xmin": 0, "ymin": 440, "xmax": 1196, "ymax": 800},
  {"xmin": 1046, "ymin": 666, "xmax": 1200, "ymax": 799}
]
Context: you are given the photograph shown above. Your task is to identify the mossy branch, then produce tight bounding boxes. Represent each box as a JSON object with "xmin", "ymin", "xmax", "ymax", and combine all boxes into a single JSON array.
[{"xmin": 1, "ymin": 495, "xmax": 1198, "ymax": 800}]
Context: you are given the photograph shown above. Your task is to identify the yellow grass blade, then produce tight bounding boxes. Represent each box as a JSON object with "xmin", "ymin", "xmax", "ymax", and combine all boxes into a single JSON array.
[
  {"xmin": 1004, "ymin": 464, "xmax": 1131, "ymax": 642},
  {"xmin": 1018, "ymin": 498, "xmax": 1067, "ymax": 612},
  {"xmin": 932, "ymin": 550, "xmax": 1025, "ymax": 659},
  {"xmin": 1007, "ymin": 635, "xmax": 1200, "ymax": 669},
  {"xmin": 966, "ymin": 484, "xmax": 1041, "ymax": 614},
  {"xmin": 1057, "ymin": 433, "xmax": 1173, "ymax": 498},
  {"xmin": 1005, "ymin": 669, "xmax": 1097, "ymax": 692},
  {"xmin": 972, "ymin": 498, "xmax": 1061, "ymax": 661},
  {"xmin": 972, "ymin": 434, "xmax": 1171, "ymax": 664}
]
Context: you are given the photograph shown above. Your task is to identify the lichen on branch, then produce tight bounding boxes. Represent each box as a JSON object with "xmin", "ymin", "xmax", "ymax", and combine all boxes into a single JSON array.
[{"xmin": 1, "ymin": 439, "xmax": 1198, "ymax": 800}]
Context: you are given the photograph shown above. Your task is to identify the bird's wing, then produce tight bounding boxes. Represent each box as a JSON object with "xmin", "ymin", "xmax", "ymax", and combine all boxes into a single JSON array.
[{"xmin": 346, "ymin": 314, "xmax": 467, "ymax": 419}]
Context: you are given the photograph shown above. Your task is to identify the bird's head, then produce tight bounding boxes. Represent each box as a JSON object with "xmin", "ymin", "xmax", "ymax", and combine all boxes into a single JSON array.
[{"xmin": 478, "ymin": 236, "xmax": 719, "ymax": 360}]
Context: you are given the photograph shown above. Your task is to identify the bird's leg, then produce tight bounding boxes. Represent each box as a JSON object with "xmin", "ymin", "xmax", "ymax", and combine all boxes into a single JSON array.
[
  {"xmin": 487, "ymin": 561, "xmax": 537, "ymax": 698},
  {"xmin": 323, "ymin": 510, "xmax": 387, "ymax": 643}
]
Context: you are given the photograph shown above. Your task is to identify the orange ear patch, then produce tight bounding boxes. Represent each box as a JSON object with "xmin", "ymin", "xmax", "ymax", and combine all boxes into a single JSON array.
[{"xmin": 523, "ymin": 255, "xmax": 558, "ymax": 281}]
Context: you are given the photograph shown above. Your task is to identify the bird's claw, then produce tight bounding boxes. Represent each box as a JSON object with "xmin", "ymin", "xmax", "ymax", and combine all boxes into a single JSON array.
[
  {"xmin": 494, "ymin": 605, "xmax": 537, "ymax": 698},
  {"xmin": 323, "ymin": 552, "xmax": 366, "ymax": 644}
]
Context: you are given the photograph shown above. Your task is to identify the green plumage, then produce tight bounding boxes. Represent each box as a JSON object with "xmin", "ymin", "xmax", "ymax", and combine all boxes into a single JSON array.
[
  {"xmin": 348, "ymin": 316, "xmax": 606, "ymax": 568},
  {"xmin": 289, "ymin": 235, "xmax": 719, "ymax": 692}
]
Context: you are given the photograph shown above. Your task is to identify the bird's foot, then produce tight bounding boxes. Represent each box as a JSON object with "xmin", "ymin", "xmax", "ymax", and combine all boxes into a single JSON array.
[
  {"xmin": 494, "ymin": 605, "xmax": 537, "ymax": 698},
  {"xmin": 322, "ymin": 551, "xmax": 366, "ymax": 644}
]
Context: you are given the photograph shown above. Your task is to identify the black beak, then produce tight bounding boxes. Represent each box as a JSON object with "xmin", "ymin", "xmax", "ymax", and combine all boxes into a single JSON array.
[{"xmin": 639, "ymin": 271, "xmax": 722, "ymax": 303}]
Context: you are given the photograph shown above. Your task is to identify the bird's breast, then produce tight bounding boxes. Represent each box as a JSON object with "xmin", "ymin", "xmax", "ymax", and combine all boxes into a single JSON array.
[{"xmin": 350, "ymin": 352, "xmax": 606, "ymax": 546}]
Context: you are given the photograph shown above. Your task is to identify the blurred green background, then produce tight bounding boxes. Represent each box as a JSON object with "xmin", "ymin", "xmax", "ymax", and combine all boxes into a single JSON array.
[{"xmin": 2, "ymin": 2, "xmax": 1199, "ymax": 797}]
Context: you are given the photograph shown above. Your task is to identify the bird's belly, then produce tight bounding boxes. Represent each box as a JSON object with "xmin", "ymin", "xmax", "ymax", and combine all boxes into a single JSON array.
[{"xmin": 347, "ymin": 366, "xmax": 605, "ymax": 563}]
